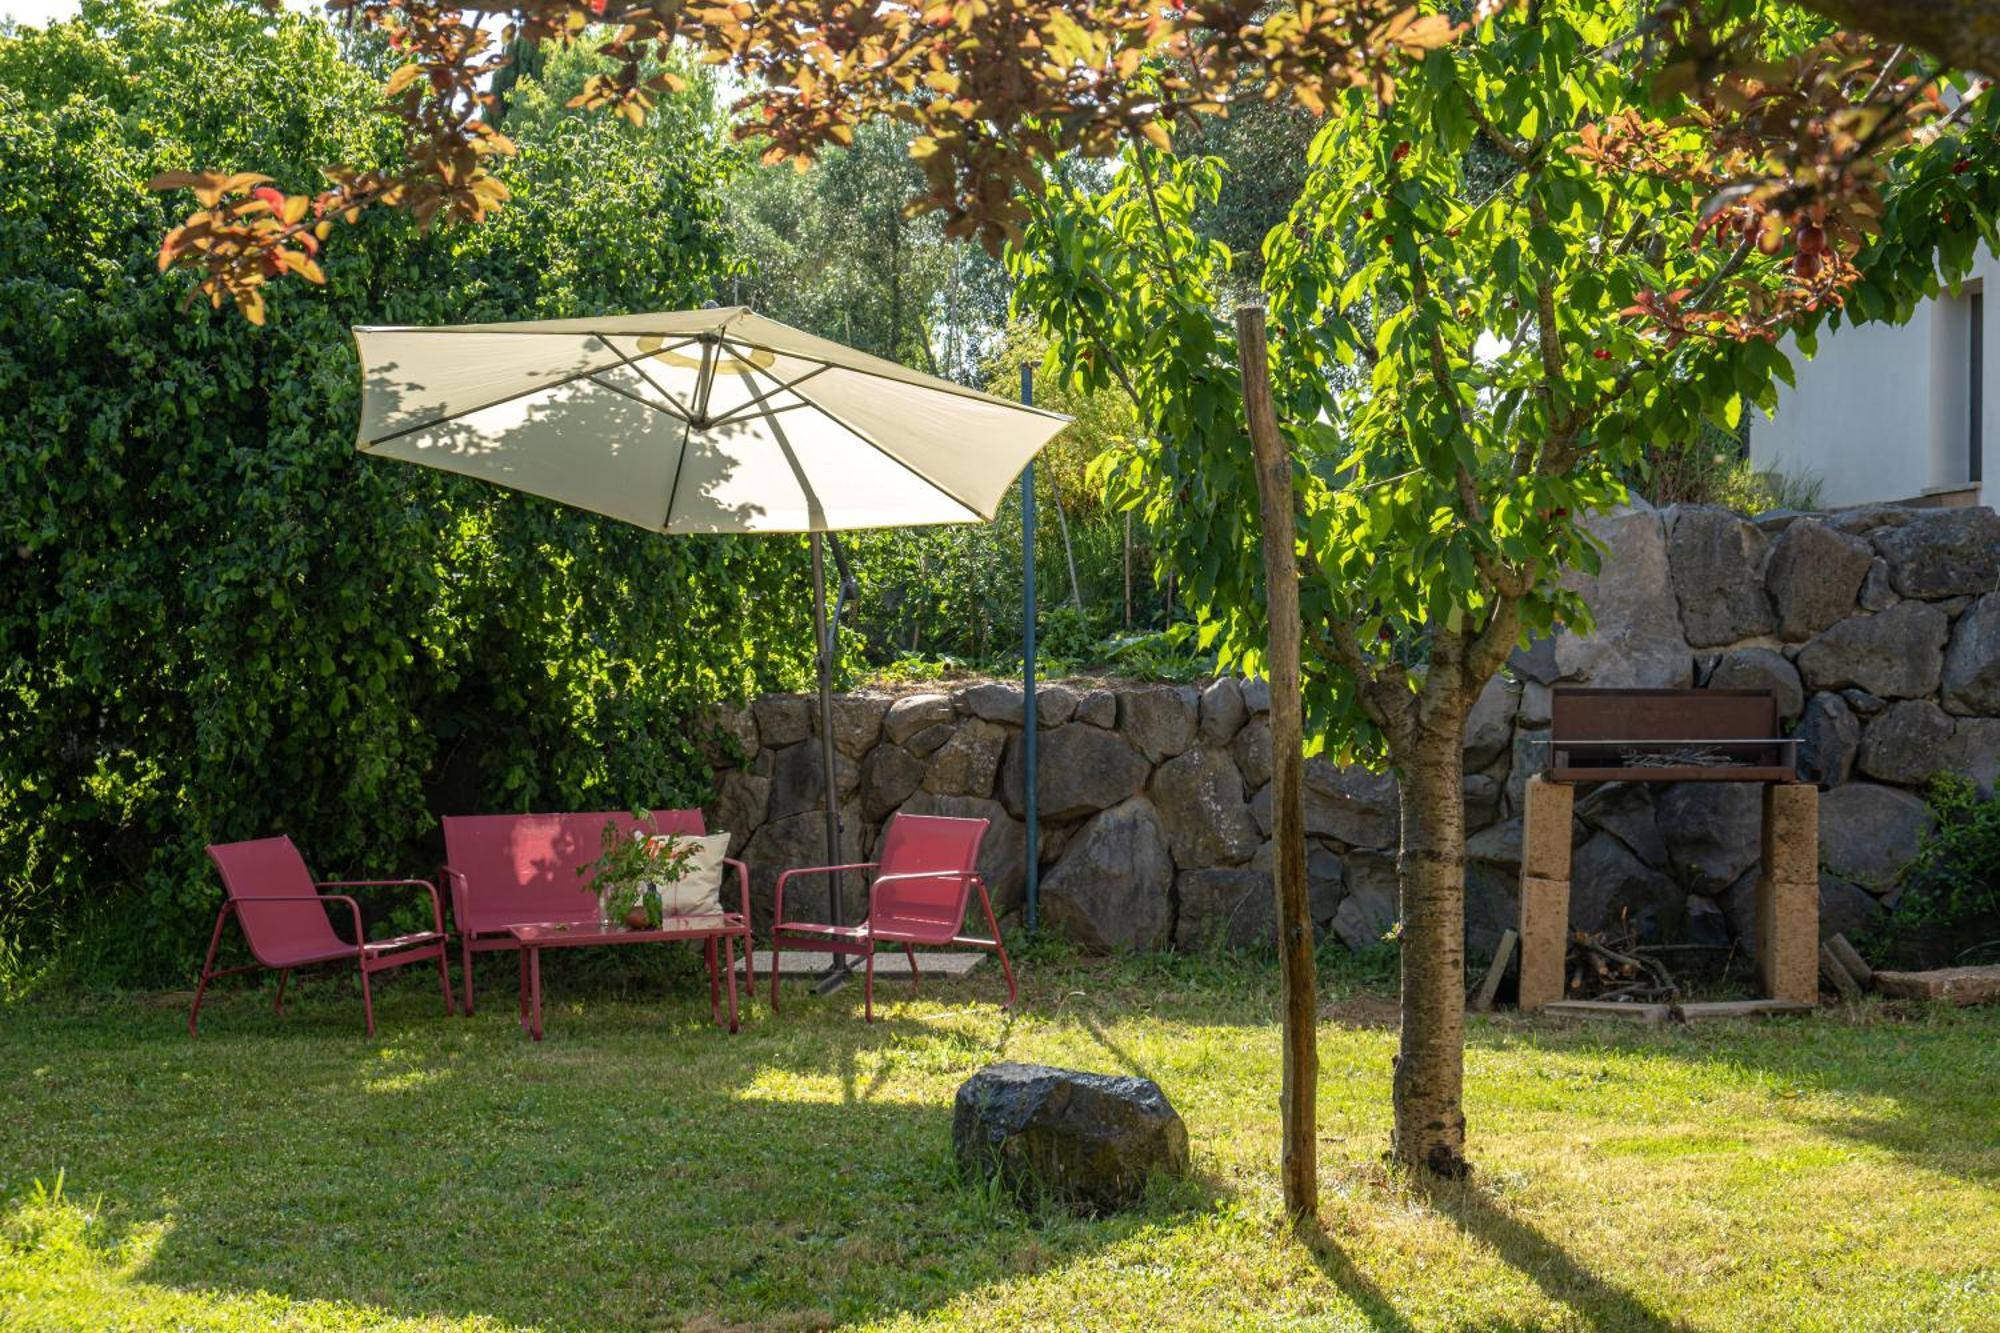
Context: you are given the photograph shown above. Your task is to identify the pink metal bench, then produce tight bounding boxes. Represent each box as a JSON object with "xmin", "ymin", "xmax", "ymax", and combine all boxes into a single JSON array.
[
  {"xmin": 440, "ymin": 810, "xmax": 753, "ymax": 1021},
  {"xmin": 191, "ymin": 836, "xmax": 453, "ymax": 1037}
]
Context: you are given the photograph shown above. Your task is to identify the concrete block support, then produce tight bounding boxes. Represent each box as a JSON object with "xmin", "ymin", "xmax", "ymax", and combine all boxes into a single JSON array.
[
  {"xmin": 1521, "ymin": 776, "xmax": 1575, "ymax": 881},
  {"xmin": 1758, "ymin": 783, "xmax": 1820, "ymax": 1005},
  {"xmin": 1518, "ymin": 875, "xmax": 1571, "ymax": 1012},
  {"xmin": 1517, "ymin": 776, "xmax": 1576, "ymax": 1012}
]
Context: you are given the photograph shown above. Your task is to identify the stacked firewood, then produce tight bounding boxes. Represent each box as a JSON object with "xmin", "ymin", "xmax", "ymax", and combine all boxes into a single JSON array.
[{"xmin": 1566, "ymin": 927, "xmax": 1682, "ymax": 1003}]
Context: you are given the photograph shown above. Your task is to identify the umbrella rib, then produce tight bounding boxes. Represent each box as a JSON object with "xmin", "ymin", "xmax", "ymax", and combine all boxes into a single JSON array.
[
  {"xmin": 733, "ymin": 354, "xmax": 988, "ymax": 524},
  {"xmin": 361, "ymin": 341, "xmax": 630, "ymax": 447},
  {"xmin": 704, "ymin": 359, "xmax": 831, "ymax": 428},
  {"xmin": 583, "ymin": 373, "xmax": 695, "ymax": 424},
  {"xmin": 596, "ymin": 333, "xmax": 700, "ymax": 419}
]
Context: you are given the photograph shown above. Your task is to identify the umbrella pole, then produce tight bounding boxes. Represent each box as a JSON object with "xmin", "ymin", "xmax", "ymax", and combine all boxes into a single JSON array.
[{"xmin": 811, "ymin": 532, "xmax": 852, "ymax": 993}]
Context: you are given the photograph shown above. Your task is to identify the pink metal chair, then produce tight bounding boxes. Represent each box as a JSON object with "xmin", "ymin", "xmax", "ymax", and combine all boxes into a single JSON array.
[
  {"xmin": 190, "ymin": 836, "xmax": 453, "ymax": 1037},
  {"xmin": 769, "ymin": 813, "xmax": 1016, "ymax": 1022}
]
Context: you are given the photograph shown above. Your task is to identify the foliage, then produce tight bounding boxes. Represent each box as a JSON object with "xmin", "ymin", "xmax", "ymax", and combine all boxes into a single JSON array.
[
  {"xmin": 3, "ymin": 959, "xmax": 1998, "ymax": 1327},
  {"xmin": 1639, "ymin": 423, "xmax": 1826, "ymax": 511},
  {"xmin": 0, "ymin": 0, "xmax": 813, "ymax": 988},
  {"xmin": 1892, "ymin": 774, "xmax": 2000, "ymax": 940},
  {"xmin": 1007, "ymin": 2, "xmax": 2000, "ymax": 1172}
]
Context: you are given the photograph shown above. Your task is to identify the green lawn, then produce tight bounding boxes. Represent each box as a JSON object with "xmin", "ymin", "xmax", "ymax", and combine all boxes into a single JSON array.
[{"xmin": 1, "ymin": 947, "xmax": 1995, "ymax": 1331}]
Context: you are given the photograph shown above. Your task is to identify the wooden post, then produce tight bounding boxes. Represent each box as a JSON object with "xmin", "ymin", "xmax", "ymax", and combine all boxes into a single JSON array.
[{"xmin": 1235, "ymin": 304, "xmax": 1318, "ymax": 1223}]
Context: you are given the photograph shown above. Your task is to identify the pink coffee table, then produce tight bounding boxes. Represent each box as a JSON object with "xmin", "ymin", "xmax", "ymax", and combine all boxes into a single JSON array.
[{"xmin": 509, "ymin": 916, "xmax": 746, "ymax": 1040}]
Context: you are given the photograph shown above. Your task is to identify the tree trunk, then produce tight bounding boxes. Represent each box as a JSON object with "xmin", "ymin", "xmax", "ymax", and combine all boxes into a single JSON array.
[
  {"xmin": 1235, "ymin": 304, "xmax": 1319, "ymax": 1222},
  {"xmin": 1392, "ymin": 713, "xmax": 1471, "ymax": 1179}
]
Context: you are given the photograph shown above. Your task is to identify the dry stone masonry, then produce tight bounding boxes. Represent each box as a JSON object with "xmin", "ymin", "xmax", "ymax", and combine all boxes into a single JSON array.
[{"xmin": 701, "ymin": 502, "xmax": 2000, "ymax": 968}]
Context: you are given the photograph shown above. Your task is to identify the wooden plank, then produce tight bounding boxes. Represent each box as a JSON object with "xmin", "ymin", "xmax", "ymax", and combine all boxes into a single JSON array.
[
  {"xmin": 1471, "ymin": 929, "xmax": 1517, "ymax": 1013},
  {"xmin": 1542, "ymin": 1000, "xmax": 1672, "ymax": 1024},
  {"xmin": 1819, "ymin": 944, "xmax": 1864, "ymax": 1004},
  {"xmin": 1671, "ymin": 999, "xmax": 1815, "ymax": 1021},
  {"xmin": 1825, "ymin": 934, "xmax": 1873, "ymax": 988},
  {"xmin": 1872, "ymin": 966, "xmax": 2000, "ymax": 1005}
]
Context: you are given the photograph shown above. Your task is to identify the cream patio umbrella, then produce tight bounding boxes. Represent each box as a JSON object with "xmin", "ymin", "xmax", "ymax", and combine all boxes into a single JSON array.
[{"xmin": 352, "ymin": 306, "xmax": 1070, "ymax": 974}]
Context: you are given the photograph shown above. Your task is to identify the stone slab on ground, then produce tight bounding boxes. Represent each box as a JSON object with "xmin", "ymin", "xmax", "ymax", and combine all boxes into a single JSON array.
[
  {"xmin": 1872, "ymin": 966, "xmax": 2000, "ymax": 1006},
  {"xmin": 1672, "ymin": 999, "xmax": 1814, "ymax": 1021},
  {"xmin": 741, "ymin": 950, "xmax": 986, "ymax": 979}
]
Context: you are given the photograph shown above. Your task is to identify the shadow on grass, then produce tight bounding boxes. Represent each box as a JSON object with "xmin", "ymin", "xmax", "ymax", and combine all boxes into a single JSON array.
[
  {"xmin": 1297, "ymin": 1219, "xmax": 1416, "ymax": 1333},
  {"xmin": 1413, "ymin": 1177, "xmax": 1689, "ymax": 1333},
  {"xmin": 0, "ymin": 964, "xmax": 1230, "ymax": 1330}
]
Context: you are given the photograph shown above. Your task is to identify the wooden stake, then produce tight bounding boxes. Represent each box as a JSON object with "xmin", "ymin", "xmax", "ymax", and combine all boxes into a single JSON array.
[
  {"xmin": 1472, "ymin": 929, "xmax": 1518, "ymax": 1014},
  {"xmin": 1825, "ymin": 934, "xmax": 1873, "ymax": 989},
  {"xmin": 1819, "ymin": 944, "xmax": 1864, "ymax": 1004},
  {"xmin": 1235, "ymin": 304, "xmax": 1318, "ymax": 1224}
]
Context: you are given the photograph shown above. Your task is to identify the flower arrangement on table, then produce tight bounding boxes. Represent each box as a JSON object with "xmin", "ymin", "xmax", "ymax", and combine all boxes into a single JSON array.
[{"xmin": 580, "ymin": 817, "xmax": 704, "ymax": 929}]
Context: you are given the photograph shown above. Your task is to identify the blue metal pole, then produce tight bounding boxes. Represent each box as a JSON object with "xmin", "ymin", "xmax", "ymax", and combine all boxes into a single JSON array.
[{"xmin": 1020, "ymin": 364, "xmax": 1039, "ymax": 934}]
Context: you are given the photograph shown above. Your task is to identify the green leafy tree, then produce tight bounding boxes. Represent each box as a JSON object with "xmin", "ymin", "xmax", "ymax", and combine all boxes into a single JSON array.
[
  {"xmin": 1011, "ymin": 4, "xmax": 2000, "ymax": 1177},
  {"xmin": 0, "ymin": 0, "xmax": 808, "ymax": 988}
]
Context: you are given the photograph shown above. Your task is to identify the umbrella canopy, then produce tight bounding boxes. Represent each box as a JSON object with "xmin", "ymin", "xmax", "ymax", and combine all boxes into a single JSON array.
[{"xmin": 352, "ymin": 307, "xmax": 1069, "ymax": 533}]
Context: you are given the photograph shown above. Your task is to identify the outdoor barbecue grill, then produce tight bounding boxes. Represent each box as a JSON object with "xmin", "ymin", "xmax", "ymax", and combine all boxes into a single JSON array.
[{"xmin": 1546, "ymin": 687, "xmax": 1798, "ymax": 783}]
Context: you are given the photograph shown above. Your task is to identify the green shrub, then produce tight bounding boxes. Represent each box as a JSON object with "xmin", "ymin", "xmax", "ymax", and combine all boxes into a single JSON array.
[
  {"xmin": 0, "ymin": 0, "xmax": 813, "ymax": 989},
  {"xmin": 1890, "ymin": 775, "xmax": 2000, "ymax": 947}
]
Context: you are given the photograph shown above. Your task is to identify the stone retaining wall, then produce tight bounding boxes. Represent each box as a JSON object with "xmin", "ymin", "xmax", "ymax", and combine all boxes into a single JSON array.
[{"xmin": 701, "ymin": 502, "xmax": 2000, "ymax": 960}]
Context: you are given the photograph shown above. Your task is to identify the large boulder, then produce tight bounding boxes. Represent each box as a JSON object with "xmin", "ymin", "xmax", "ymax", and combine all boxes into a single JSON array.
[
  {"xmin": 815, "ymin": 694, "xmax": 889, "ymax": 759},
  {"xmin": 923, "ymin": 719, "xmax": 1008, "ymax": 798},
  {"xmin": 1796, "ymin": 600, "xmax": 1949, "ymax": 699},
  {"xmin": 952, "ymin": 1063, "xmax": 1190, "ymax": 1214},
  {"xmin": 767, "ymin": 741, "xmax": 861, "ymax": 820},
  {"xmin": 998, "ymin": 725, "xmax": 1151, "ymax": 822},
  {"xmin": 1942, "ymin": 592, "xmax": 2000, "ymax": 716},
  {"xmin": 1075, "ymin": 688, "xmax": 1118, "ymax": 728},
  {"xmin": 1039, "ymin": 797, "xmax": 1175, "ymax": 950},
  {"xmin": 1943, "ymin": 718, "xmax": 2000, "ymax": 797},
  {"xmin": 1655, "ymin": 782, "xmax": 1762, "ymax": 894},
  {"xmin": 859, "ymin": 744, "xmax": 926, "ymax": 821},
  {"xmin": 1794, "ymin": 691, "xmax": 1861, "ymax": 787},
  {"xmin": 1197, "ymin": 677, "xmax": 1247, "ymax": 746},
  {"xmin": 1820, "ymin": 874, "xmax": 1886, "ymax": 941},
  {"xmin": 1331, "ymin": 851, "xmax": 1398, "ymax": 951},
  {"xmin": 709, "ymin": 771, "xmax": 771, "ymax": 856},
  {"xmin": 752, "ymin": 694, "xmax": 812, "ymax": 748},
  {"xmin": 1034, "ymin": 683, "xmax": 1079, "ymax": 728},
  {"xmin": 1569, "ymin": 832, "xmax": 1684, "ymax": 942},
  {"xmin": 956, "ymin": 680, "xmax": 1027, "ymax": 725},
  {"xmin": 1707, "ymin": 647, "xmax": 1804, "ymax": 722},
  {"xmin": 1231, "ymin": 716, "xmax": 1273, "ymax": 791},
  {"xmin": 1857, "ymin": 700, "xmax": 1958, "ymax": 787},
  {"xmin": 1552, "ymin": 507, "xmax": 1695, "ymax": 687},
  {"xmin": 1174, "ymin": 867, "xmax": 1273, "ymax": 951},
  {"xmin": 1670, "ymin": 507, "xmax": 1777, "ymax": 646},
  {"xmin": 1576, "ymin": 782, "xmax": 1668, "ymax": 867},
  {"xmin": 1869, "ymin": 507, "xmax": 2000, "ymax": 599},
  {"xmin": 1819, "ymin": 782, "xmax": 1936, "ymax": 891},
  {"xmin": 1463, "ymin": 673, "xmax": 1517, "ymax": 769},
  {"xmin": 883, "ymin": 692, "xmax": 954, "ymax": 745},
  {"xmin": 1307, "ymin": 844, "xmax": 1347, "ymax": 930},
  {"xmin": 1150, "ymin": 747, "xmax": 1261, "ymax": 868},
  {"xmin": 741, "ymin": 805, "xmax": 863, "ymax": 927},
  {"xmin": 1118, "ymin": 685, "xmax": 1199, "ymax": 763},
  {"xmin": 1300, "ymin": 760, "xmax": 1400, "ymax": 848},
  {"xmin": 1763, "ymin": 519, "xmax": 1873, "ymax": 642}
]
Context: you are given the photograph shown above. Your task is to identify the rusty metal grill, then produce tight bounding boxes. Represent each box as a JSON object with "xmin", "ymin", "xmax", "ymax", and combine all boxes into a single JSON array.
[{"xmin": 1547, "ymin": 688, "xmax": 1798, "ymax": 783}]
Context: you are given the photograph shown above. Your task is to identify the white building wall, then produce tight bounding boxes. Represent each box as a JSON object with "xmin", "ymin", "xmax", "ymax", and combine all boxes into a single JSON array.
[{"xmin": 1754, "ymin": 249, "xmax": 1997, "ymax": 509}]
